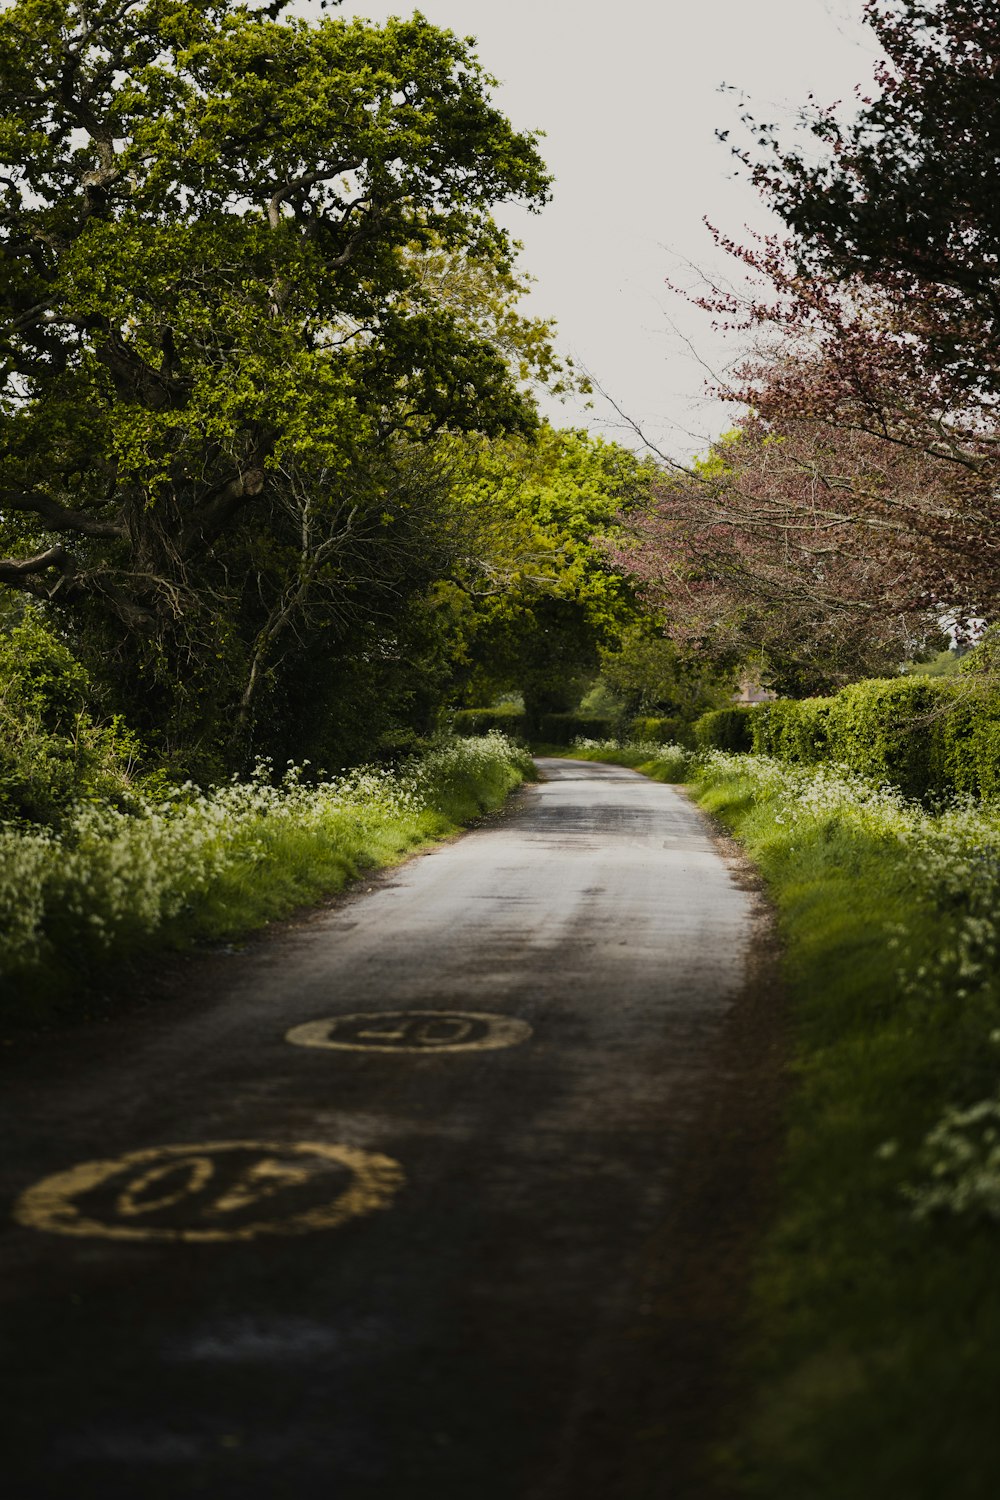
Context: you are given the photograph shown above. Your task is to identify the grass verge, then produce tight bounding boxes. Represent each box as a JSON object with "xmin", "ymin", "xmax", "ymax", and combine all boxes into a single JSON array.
[
  {"xmin": 563, "ymin": 739, "xmax": 1000, "ymax": 1498},
  {"xmin": 0, "ymin": 733, "xmax": 533, "ymax": 1027}
]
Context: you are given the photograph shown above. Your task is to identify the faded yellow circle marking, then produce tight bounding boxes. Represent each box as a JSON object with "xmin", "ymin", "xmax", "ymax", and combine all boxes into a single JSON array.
[
  {"xmin": 285, "ymin": 1010, "xmax": 533, "ymax": 1054},
  {"xmin": 116, "ymin": 1155, "xmax": 215, "ymax": 1218},
  {"xmin": 14, "ymin": 1140, "xmax": 404, "ymax": 1243}
]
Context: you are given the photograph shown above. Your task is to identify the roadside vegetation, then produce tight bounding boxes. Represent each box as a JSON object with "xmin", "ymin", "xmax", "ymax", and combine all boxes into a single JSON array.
[
  {"xmin": 0, "ymin": 732, "xmax": 532, "ymax": 1025},
  {"xmin": 571, "ymin": 735, "xmax": 1000, "ymax": 1497},
  {"xmin": 5, "ymin": 0, "xmax": 1000, "ymax": 1487}
]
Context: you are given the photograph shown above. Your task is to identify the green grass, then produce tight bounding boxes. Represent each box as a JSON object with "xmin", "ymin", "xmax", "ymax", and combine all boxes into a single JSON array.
[
  {"xmin": 692, "ymin": 763, "xmax": 1000, "ymax": 1498},
  {"xmin": 181, "ymin": 755, "xmax": 530, "ymax": 944},
  {"xmin": 564, "ymin": 741, "xmax": 1000, "ymax": 1497},
  {"xmin": 1, "ymin": 735, "xmax": 533, "ymax": 1026}
]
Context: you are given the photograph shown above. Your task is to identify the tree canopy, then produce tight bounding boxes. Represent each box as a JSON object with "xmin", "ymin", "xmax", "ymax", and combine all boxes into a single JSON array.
[
  {"xmin": 427, "ymin": 425, "xmax": 658, "ymax": 726},
  {"xmin": 628, "ymin": 0, "xmax": 1000, "ymax": 690},
  {"xmin": 0, "ymin": 0, "xmax": 556, "ymax": 766},
  {"xmin": 745, "ymin": 0, "xmax": 1000, "ymax": 400}
]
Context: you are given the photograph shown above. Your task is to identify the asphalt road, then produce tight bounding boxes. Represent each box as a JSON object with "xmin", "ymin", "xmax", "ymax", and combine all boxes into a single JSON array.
[{"xmin": 0, "ymin": 758, "xmax": 778, "ymax": 1500}]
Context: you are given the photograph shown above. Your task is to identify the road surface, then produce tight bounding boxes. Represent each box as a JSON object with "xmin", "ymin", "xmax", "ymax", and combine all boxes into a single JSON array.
[{"xmin": 0, "ymin": 758, "xmax": 780, "ymax": 1499}]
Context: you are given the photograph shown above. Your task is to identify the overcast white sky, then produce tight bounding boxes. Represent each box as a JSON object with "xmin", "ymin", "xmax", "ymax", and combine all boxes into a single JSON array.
[{"xmin": 313, "ymin": 0, "xmax": 881, "ymax": 459}]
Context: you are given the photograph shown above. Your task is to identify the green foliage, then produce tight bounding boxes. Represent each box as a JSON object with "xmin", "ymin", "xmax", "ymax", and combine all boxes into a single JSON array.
[
  {"xmin": 599, "ymin": 621, "xmax": 734, "ymax": 726},
  {"xmin": 929, "ymin": 686, "xmax": 1000, "ymax": 802},
  {"xmin": 537, "ymin": 712, "xmax": 615, "ymax": 745},
  {"xmin": 0, "ymin": 612, "xmax": 141, "ymax": 822},
  {"xmin": 628, "ymin": 714, "xmax": 687, "ymax": 745},
  {"xmin": 0, "ymin": 732, "xmax": 531, "ymax": 1018},
  {"xmin": 821, "ymin": 678, "xmax": 952, "ymax": 801},
  {"xmin": 750, "ymin": 696, "xmax": 835, "ymax": 763},
  {"xmin": 0, "ymin": 0, "xmax": 553, "ymax": 770},
  {"xmin": 440, "ymin": 426, "xmax": 658, "ymax": 726},
  {"xmin": 451, "ymin": 706, "xmax": 526, "ymax": 737},
  {"xmin": 687, "ymin": 750, "xmax": 1000, "ymax": 1500},
  {"xmin": 694, "ymin": 705, "xmax": 755, "ymax": 753},
  {"xmin": 703, "ymin": 677, "xmax": 1000, "ymax": 804}
]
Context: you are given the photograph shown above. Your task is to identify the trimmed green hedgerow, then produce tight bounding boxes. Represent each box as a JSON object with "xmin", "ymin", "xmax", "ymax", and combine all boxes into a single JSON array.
[
  {"xmin": 629, "ymin": 713, "xmax": 688, "ymax": 745},
  {"xmin": 537, "ymin": 711, "xmax": 616, "ymax": 744},
  {"xmin": 450, "ymin": 705, "xmax": 527, "ymax": 737},
  {"xmin": 694, "ymin": 704, "xmax": 756, "ymax": 753},
  {"xmin": 696, "ymin": 677, "xmax": 1000, "ymax": 803}
]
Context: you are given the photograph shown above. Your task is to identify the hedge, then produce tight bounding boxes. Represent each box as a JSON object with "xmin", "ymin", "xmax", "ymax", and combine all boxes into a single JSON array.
[
  {"xmin": 537, "ymin": 712, "xmax": 615, "ymax": 745},
  {"xmin": 451, "ymin": 707, "xmax": 527, "ymax": 737},
  {"xmin": 629, "ymin": 715, "xmax": 688, "ymax": 745},
  {"xmin": 694, "ymin": 706, "xmax": 755, "ymax": 753},
  {"xmin": 749, "ymin": 696, "xmax": 834, "ymax": 764},
  {"xmin": 449, "ymin": 709, "xmax": 617, "ymax": 746},
  {"xmin": 695, "ymin": 678, "xmax": 1000, "ymax": 802}
]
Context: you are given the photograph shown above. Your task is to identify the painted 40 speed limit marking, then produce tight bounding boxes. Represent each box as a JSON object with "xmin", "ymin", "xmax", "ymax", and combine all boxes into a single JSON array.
[
  {"xmin": 285, "ymin": 1010, "xmax": 533, "ymax": 1054},
  {"xmin": 14, "ymin": 1015, "xmax": 533, "ymax": 1242},
  {"xmin": 14, "ymin": 1140, "xmax": 404, "ymax": 1243}
]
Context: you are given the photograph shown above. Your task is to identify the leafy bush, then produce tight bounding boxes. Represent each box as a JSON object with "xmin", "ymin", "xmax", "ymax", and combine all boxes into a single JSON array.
[
  {"xmin": 537, "ymin": 711, "xmax": 614, "ymax": 744},
  {"xmin": 934, "ymin": 684, "xmax": 1000, "ymax": 801},
  {"xmin": 451, "ymin": 706, "xmax": 527, "ymax": 737},
  {"xmin": 629, "ymin": 714, "xmax": 687, "ymax": 745},
  {"xmin": 0, "ymin": 613, "xmax": 141, "ymax": 824},
  {"xmin": 750, "ymin": 696, "xmax": 834, "ymax": 762},
  {"xmin": 822, "ymin": 677, "xmax": 955, "ymax": 801},
  {"xmin": 0, "ymin": 733, "xmax": 532, "ymax": 1012},
  {"xmin": 693, "ymin": 705, "xmax": 755, "ymax": 752},
  {"xmin": 701, "ymin": 677, "xmax": 1000, "ymax": 803}
]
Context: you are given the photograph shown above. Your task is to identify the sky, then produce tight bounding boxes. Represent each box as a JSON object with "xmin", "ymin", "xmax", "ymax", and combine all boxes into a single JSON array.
[{"xmin": 304, "ymin": 0, "xmax": 882, "ymax": 459}]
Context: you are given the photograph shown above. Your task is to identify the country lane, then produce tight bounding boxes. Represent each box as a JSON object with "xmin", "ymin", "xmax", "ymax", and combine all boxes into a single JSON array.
[{"xmin": 0, "ymin": 757, "xmax": 780, "ymax": 1500}]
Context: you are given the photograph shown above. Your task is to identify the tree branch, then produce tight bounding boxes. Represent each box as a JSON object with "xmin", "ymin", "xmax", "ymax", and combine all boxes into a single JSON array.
[
  {"xmin": 2, "ymin": 490, "xmax": 126, "ymax": 539},
  {"xmin": 267, "ymin": 160, "xmax": 362, "ymax": 230},
  {"xmin": 193, "ymin": 467, "xmax": 267, "ymax": 543},
  {"xmin": 0, "ymin": 544, "xmax": 71, "ymax": 582}
]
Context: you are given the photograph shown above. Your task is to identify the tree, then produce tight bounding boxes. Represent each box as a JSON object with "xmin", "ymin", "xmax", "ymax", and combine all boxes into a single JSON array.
[
  {"xmin": 0, "ymin": 0, "xmax": 551, "ymax": 767},
  {"xmin": 742, "ymin": 0, "xmax": 1000, "ymax": 400},
  {"xmin": 627, "ymin": 0, "xmax": 1000, "ymax": 683},
  {"xmin": 427, "ymin": 425, "xmax": 658, "ymax": 727},
  {"xmin": 596, "ymin": 620, "xmax": 733, "ymax": 724},
  {"xmin": 609, "ymin": 402, "xmax": 949, "ymax": 695}
]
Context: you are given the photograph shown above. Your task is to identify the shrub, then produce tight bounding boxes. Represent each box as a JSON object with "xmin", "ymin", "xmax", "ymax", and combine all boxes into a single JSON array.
[
  {"xmin": 701, "ymin": 677, "xmax": 1000, "ymax": 803},
  {"xmin": 0, "ymin": 613, "xmax": 142, "ymax": 824},
  {"xmin": 822, "ymin": 678, "xmax": 958, "ymax": 801},
  {"xmin": 537, "ymin": 712, "xmax": 615, "ymax": 745},
  {"xmin": 750, "ymin": 697, "xmax": 835, "ymax": 762},
  {"xmin": 451, "ymin": 706, "xmax": 527, "ymax": 737},
  {"xmin": 629, "ymin": 714, "xmax": 687, "ymax": 745},
  {"xmin": 934, "ymin": 684, "xmax": 1000, "ymax": 801},
  {"xmin": 694, "ymin": 705, "xmax": 756, "ymax": 752}
]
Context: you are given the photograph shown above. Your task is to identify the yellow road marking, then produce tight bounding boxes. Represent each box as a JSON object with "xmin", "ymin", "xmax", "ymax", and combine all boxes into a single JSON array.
[
  {"xmin": 285, "ymin": 1010, "xmax": 532, "ymax": 1054},
  {"xmin": 14, "ymin": 1140, "xmax": 404, "ymax": 1243},
  {"xmin": 116, "ymin": 1155, "xmax": 214, "ymax": 1218}
]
